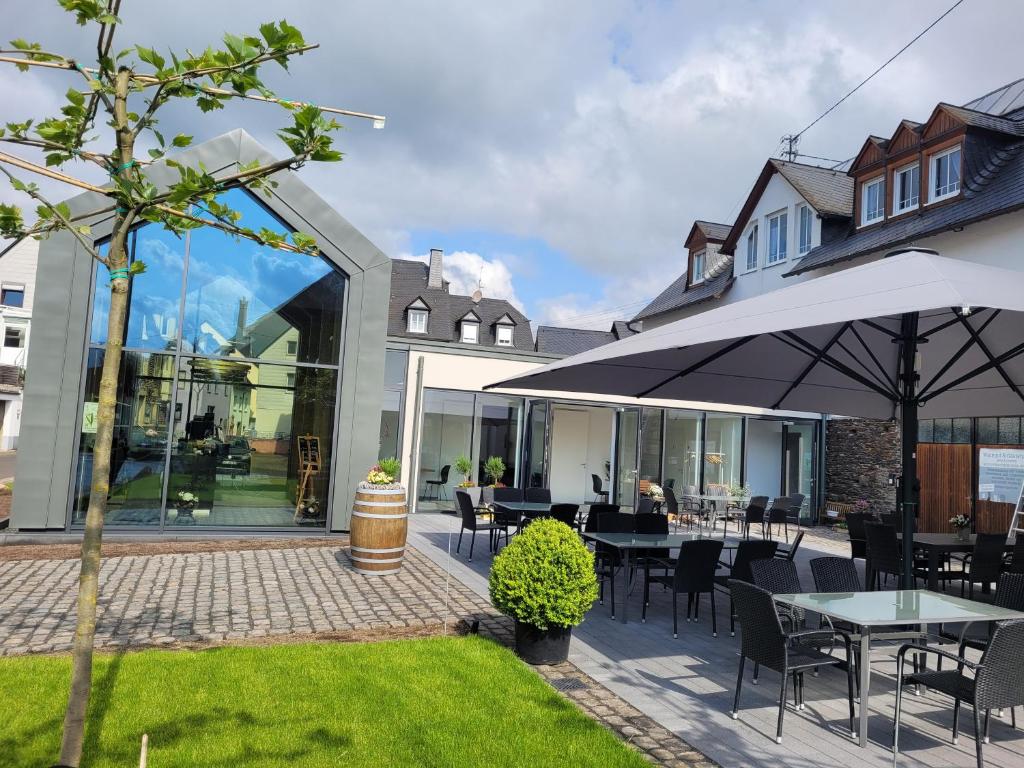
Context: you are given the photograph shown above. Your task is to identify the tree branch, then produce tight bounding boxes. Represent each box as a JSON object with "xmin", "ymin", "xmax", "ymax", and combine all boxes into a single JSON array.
[
  {"xmin": 0, "ymin": 137, "xmax": 114, "ymax": 169},
  {"xmin": 0, "ymin": 164, "xmax": 107, "ymax": 264}
]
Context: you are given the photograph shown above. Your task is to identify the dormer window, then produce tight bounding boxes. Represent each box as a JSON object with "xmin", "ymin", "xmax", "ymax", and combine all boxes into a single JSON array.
[
  {"xmin": 496, "ymin": 326, "xmax": 513, "ymax": 346},
  {"xmin": 744, "ymin": 224, "xmax": 758, "ymax": 271},
  {"xmin": 929, "ymin": 145, "xmax": 961, "ymax": 202},
  {"xmin": 861, "ymin": 176, "xmax": 885, "ymax": 225},
  {"xmin": 461, "ymin": 322, "xmax": 479, "ymax": 343},
  {"xmin": 691, "ymin": 250, "xmax": 705, "ymax": 285},
  {"xmin": 407, "ymin": 309, "xmax": 427, "ymax": 333},
  {"xmin": 893, "ymin": 162, "xmax": 920, "ymax": 214}
]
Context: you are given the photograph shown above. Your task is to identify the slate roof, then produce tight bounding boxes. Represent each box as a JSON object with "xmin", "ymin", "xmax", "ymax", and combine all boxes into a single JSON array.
[
  {"xmin": 534, "ymin": 321, "xmax": 636, "ymax": 356},
  {"xmin": 771, "ymin": 159, "xmax": 854, "ymax": 217},
  {"xmin": 937, "ymin": 103, "xmax": 1024, "ymax": 137},
  {"xmin": 788, "ymin": 132, "xmax": 1024, "ymax": 276},
  {"xmin": 388, "ymin": 259, "xmax": 534, "ymax": 349},
  {"xmin": 632, "ymin": 268, "xmax": 734, "ymax": 323},
  {"xmin": 693, "ymin": 220, "xmax": 732, "ymax": 241}
]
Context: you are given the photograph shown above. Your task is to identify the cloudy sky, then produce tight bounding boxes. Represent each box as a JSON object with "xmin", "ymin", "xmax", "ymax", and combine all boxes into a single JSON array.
[{"xmin": 2, "ymin": 0, "xmax": 1023, "ymax": 329}]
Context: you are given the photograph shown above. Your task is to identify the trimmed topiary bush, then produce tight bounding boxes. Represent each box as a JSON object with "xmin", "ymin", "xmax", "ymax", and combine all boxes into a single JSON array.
[{"xmin": 489, "ymin": 518, "xmax": 598, "ymax": 630}]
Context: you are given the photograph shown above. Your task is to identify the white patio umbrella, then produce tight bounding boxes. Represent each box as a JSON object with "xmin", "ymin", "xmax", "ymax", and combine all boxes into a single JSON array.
[{"xmin": 489, "ymin": 250, "xmax": 1024, "ymax": 584}]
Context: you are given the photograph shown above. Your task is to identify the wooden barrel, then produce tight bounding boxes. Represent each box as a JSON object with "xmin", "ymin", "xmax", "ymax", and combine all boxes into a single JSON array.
[{"xmin": 350, "ymin": 485, "xmax": 408, "ymax": 575}]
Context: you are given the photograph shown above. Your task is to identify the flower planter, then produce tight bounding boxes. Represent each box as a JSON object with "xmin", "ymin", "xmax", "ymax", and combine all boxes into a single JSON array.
[
  {"xmin": 514, "ymin": 621, "xmax": 572, "ymax": 665},
  {"xmin": 956, "ymin": 527, "xmax": 971, "ymax": 543},
  {"xmin": 350, "ymin": 483, "xmax": 407, "ymax": 575}
]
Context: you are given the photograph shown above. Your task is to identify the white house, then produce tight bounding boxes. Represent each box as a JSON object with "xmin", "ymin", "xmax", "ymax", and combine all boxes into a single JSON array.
[{"xmin": 0, "ymin": 237, "xmax": 36, "ymax": 451}]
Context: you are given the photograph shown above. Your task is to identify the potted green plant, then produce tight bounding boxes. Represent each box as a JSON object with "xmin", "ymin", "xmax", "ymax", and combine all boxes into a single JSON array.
[
  {"xmin": 489, "ymin": 518, "xmax": 598, "ymax": 664},
  {"xmin": 950, "ymin": 514, "xmax": 972, "ymax": 542},
  {"xmin": 454, "ymin": 454, "xmax": 474, "ymax": 487},
  {"xmin": 483, "ymin": 456, "xmax": 506, "ymax": 487}
]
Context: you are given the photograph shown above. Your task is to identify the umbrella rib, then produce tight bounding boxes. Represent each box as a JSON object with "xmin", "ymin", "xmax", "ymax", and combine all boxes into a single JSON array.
[
  {"xmin": 834, "ymin": 337, "xmax": 899, "ymax": 396},
  {"xmin": 916, "ymin": 308, "xmax": 999, "ymax": 400},
  {"xmin": 859, "ymin": 318, "xmax": 900, "ymax": 339},
  {"xmin": 633, "ymin": 335, "xmax": 757, "ymax": 398},
  {"xmin": 770, "ymin": 323, "xmax": 851, "ymax": 409},
  {"xmin": 778, "ymin": 331, "xmax": 899, "ymax": 400},
  {"xmin": 919, "ymin": 338, "xmax": 1024, "ymax": 404},
  {"xmin": 953, "ymin": 310, "xmax": 1024, "ymax": 406},
  {"xmin": 849, "ymin": 321, "xmax": 900, "ymax": 392}
]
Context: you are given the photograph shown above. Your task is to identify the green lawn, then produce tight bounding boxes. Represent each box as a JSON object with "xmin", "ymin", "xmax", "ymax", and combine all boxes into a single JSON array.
[{"xmin": 0, "ymin": 636, "xmax": 647, "ymax": 768}]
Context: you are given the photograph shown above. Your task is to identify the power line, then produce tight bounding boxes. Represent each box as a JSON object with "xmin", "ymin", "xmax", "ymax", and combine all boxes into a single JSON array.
[
  {"xmin": 551, "ymin": 296, "xmax": 654, "ymax": 325},
  {"xmin": 792, "ymin": 0, "xmax": 968, "ymax": 142}
]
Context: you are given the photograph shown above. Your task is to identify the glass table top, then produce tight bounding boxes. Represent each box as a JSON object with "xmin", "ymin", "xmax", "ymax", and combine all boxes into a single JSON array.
[
  {"xmin": 490, "ymin": 501, "xmax": 554, "ymax": 513},
  {"xmin": 773, "ymin": 589, "xmax": 1024, "ymax": 627},
  {"xmin": 583, "ymin": 532, "xmax": 737, "ymax": 549}
]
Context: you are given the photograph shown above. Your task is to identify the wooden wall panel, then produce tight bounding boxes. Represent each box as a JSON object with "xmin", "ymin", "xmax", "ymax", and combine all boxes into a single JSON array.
[{"xmin": 916, "ymin": 443, "xmax": 971, "ymax": 533}]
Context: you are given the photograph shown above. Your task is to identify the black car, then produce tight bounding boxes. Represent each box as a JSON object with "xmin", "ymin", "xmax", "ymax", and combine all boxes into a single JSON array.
[{"xmin": 218, "ymin": 437, "xmax": 253, "ymax": 476}]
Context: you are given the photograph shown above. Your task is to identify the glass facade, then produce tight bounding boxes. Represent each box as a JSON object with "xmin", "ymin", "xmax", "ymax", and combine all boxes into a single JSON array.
[
  {"xmin": 73, "ymin": 190, "xmax": 346, "ymax": 528},
  {"xmin": 704, "ymin": 415, "xmax": 743, "ymax": 492},
  {"xmin": 614, "ymin": 409, "xmax": 639, "ymax": 508},
  {"xmin": 663, "ymin": 410, "xmax": 701, "ymax": 494},
  {"xmin": 638, "ymin": 409, "xmax": 663, "ymax": 486},
  {"xmin": 378, "ymin": 350, "xmax": 407, "ymax": 462},
  {"xmin": 525, "ymin": 400, "xmax": 548, "ymax": 488}
]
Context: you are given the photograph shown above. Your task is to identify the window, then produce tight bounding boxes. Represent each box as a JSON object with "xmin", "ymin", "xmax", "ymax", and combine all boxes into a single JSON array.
[
  {"xmin": 893, "ymin": 163, "xmax": 920, "ymax": 213},
  {"xmin": 407, "ymin": 309, "xmax": 428, "ymax": 334},
  {"xmin": 766, "ymin": 211, "xmax": 787, "ymax": 264},
  {"xmin": 745, "ymin": 224, "xmax": 758, "ymax": 271},
  {"xmin": 691, "ymin": 250, "xmax": 705, "ymax": 284},
  {"xmin": 3, "ymin": 327, "xmax": 23, "ymax": 348},
  {"xmin": 797, "ymin": 204, "xmax": 813, "ymax": 255},
  {"xmin": 461, "ymin": 321, "xmax": 479, "ymax": 344},
  {"xmin": 861, "ymin": 177, "xmax": 885, "ymax": 225},
  {"xmin": 1, "ymin": 287, "xmax": 24, "ymax": 307},
  {"xmin": 496, "ymin": 325, "xmax": 513, "ymax": 346},
  {"xmin": 930, "ymin": 146, "xmax": 961, "ymax": 202},
  {"xmin": 286, "ymin": 340, "xmax": 298, "ymax": 356}
]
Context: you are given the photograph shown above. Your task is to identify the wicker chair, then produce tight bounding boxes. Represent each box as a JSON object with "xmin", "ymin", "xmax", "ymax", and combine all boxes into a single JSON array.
[
  {"xmin": 810, "ymin": 556, "xmax": 862, "ymax": 593},
  {"xmin": 864, "ymin": 523, "xmax": 904, "ymax": 589},
  {"xmin": 549, "ymin": 503, "xmax": 579, "ymax": 529},
  {"xmin": 1006, "ymin": 539, "xmax": 1024, "ymax": 573},
  {"xmin": 715, "ymin": 539, "xmax": 778, "ymax": 635},
  {"xmin": 943, "ymin": 573, "xmax": 1024, "ymax": 666},
  {"xmin": 776, "ymin": 531, "xmax": 804, "ymax": 562},
  {"xmin": 589, "ymin": 508, "xmax": 633, "ymax": 618},
  {"xmin": 642, "ymin": 539, "xmax": 724, "ymax": 636},
  {"xmin": 955, "ymin": 533, "xmax": 1008, "ymax": 600},
  {"xmin": 751, "ymin": 557, "xmax": 806, "ymax": 632},
  {"xmin": 894, "ymin": 619, "xmax": 1024, "ymax": 768},
  {"xmin": 454, "ymin": 489, "xmax": 506, "ymax": 561},
  {"xmin": 524, "ymin": 487, "xmax": 552, "ymax": 504},
  {"xmin": 765, "ymin": 496, "xmax": 793, "ymax": 542},
  {"xmin": 741, "ymin": 496, "xmax": 769, "ymax": 539},
  {"xmin": 845, "ymin": 512, "xmax": 868, "ymax": 560},
  {"xmin": 729, "ymin": 580, "xmax": 856, "ymax": 744}
]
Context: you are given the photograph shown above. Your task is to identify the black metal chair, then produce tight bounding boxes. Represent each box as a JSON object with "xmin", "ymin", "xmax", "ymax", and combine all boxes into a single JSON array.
[
  {"xmin": 776, "ymin": 531, "xmax": 804, "ymax": 562},
  {"xmin": 865, "ymin": 522, "xmax": 904, "ymax": 589},
  {"xmin": 765, "ymin": 496, "xmax": 793, "ymax": 541},
  {"xmin": 1006, "ymin": 539, "xmax": 1024, "ymax": 573},
  {"xmin": 787, "ymin": 492, "xmax": 806, "ymax": 532},
  {"xmin": 634, "ymin": 510, "xmax": 670, "ymax": 569},
  {"xmin": 525, "ymin": 487, "xmax": 552, "ymax": 504},
  {"xmin": 492, "ymin": 486, "xmax": 524, "ymax": 530},
  {"xmin": 583, "ymin": 502, "xmax": 621, "ymax": 534},
  {"xmin": 549, "ymin": 503, "xmax": 579, "ymax": 529},
  {"xmin": 845, "ymin": 511, "xmax": 868, "ymax": 560},
  {"xmin": 492, "ymin": 487, "xmax": 523, "ymax": 503},
  {"xmin": 455, "ymin": 489, "xmax": 505, "ymax": 561},
  {"xmin": 591, "ymin": 473, "xmax": 608, "ymax": 503},
  {"xmin": 424, "ymin": 464, "xmax": 450, "ymax": 501},
  {"xmin": 894, "ymin": 619, "xmax": 1024, "ymax": 768},
  {"xmin": 589, "ymin": 507, "xmax": 633, "ymax": 618},
  {"xmin": 741, "ymin": 496, "xmax": 769, "ymax": 539},
  {"xmin": 751, "ymin": 557, "xmax": 805, "ymax": 631},
  {"xmin": 662, "ymin": 486, "xmax": 681, "ymax": 530},
  {"xmin": 954, "ymin": 573, "xmax": 1024, "ymax": 660},
  {"xmin": 729, "ymin": 580, "xmax": 856, "ymax": 744},
  {"xmin": 715, "ymin": 539, "xmax": 778, "ymax": 635},
  {"xmin": 643, "ymin": 539, "xmax": 723, "ymax": 636},
  {"xmin": 636, "ymin": 496, "xmax": 657, "ymax": 516},
  {"xmin": 955, "ymin": 533, "xmax": 1008, "ymax": 600}
]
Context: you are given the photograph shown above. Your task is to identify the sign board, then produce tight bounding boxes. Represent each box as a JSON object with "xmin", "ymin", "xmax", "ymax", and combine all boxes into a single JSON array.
[
  {"xmin": 977, "ymin": 448, "xmax": 1024, "ymax": 503},
  {"xmin": 81, "ymin": 402, "xmax": 98, "ymax": 434}
]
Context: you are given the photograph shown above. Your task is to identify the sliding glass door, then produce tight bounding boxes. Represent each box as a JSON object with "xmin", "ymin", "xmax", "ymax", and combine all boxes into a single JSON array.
[{"xmin": 614, "ymin": 408, "xmax": 640, "ymax": 510}]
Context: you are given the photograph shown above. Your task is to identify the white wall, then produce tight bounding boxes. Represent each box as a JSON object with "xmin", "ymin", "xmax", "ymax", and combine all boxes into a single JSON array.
[
  {"xmin": 548, "ymin": 405, "xmax": 613, "ymax": 503},
  {"xmin": 0, "ymin": 238, "xmax": 38, "ymax": 314},
  {"xmin": 0, "ymin": 238, "xmax": 38, "ymax": 451},
  {"xmin": 745, "ymin": 418, "xmax": 782, "ymax": 498}
]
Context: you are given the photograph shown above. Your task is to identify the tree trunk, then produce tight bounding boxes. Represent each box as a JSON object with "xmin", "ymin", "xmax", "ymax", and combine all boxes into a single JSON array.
[{"xmin": 58, "ymin": 67, "xmax": 135, "ymax": 768}]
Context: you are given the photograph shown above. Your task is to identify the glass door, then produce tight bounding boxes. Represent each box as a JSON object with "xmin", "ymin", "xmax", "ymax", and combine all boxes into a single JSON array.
[
  {"xmin": 782, "ymin": 421, "xmax": 817, "ymax": 522},
  {"xmin": 614, "ymin": 408, "xmax": 640, "ymax": 510},
  {"xmin": 524, "ymin": 400, "xmax": 549, "ymax": 488}
]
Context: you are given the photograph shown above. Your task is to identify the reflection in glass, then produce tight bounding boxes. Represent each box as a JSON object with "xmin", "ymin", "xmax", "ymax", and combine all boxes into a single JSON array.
[
  {"xmin": 614, "ymin": 409, "xmax": 639, "ymax": 509},
  {"xmin": 475, "ymin": 394, "xmax": 522, "ymax": 486},
  {"xmin": 167, "ymin": 358, "xmax": 335, "ymax": 527},
  {"xmin": 663, "ymin": 410, "xmax": 701, "ymax": 494},
  {"xmin": 182, "ymin": 189, "xmax": 345, "ymax": 365},
  {"xmin": 379, "ymin": 389, "xmax": 402, "ymax": 462},
  {"xmin": 704, "ymin": 415, "xmax": 743, "ymax": 492},
  {"xmin": 639, "ymin": 408, "xmax": 663, "ymax": 485},
  {"xmin": 418, "ymin": 390, "xmax": 475, "ymax": 505},
  {"xmin": 383, "ymin": 349, "xmax": 408, "ymax": 389},
  {"xmin": 526, "ymin": 400, "xmax": 548, "ymax": 488},
  {"xmin": 72, "ymin": 350, "xmax": 174, "ymax": 526},
  {"xmin": 783, "ymin": 422, "xmax": 816, "ymax": 518}
]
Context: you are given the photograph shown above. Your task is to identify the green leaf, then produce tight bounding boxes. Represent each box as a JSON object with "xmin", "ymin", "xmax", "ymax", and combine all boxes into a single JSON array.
[
  {"xmin": 134, "ymin": 45, "xmax": 165, "ymax": 71},
  {"xmin": 171, "ymin": 134, "xmax": 193, "ymax": 148},
  {"xmin": 0, "ymin": 204, "xmax": 24, "ymax": 238},
  {"xmin": 128, "ymin": 260, "xmax": 147, "ymax": 275},
  {"xmin": 65, "ymin": 87, "xmax": 85, "ymax": 107}
]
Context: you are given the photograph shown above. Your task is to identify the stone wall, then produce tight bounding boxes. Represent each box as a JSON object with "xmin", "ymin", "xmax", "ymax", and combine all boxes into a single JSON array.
[{"xmin": 825, "ymin": 418, "xmax": 901, "ymax": 513}]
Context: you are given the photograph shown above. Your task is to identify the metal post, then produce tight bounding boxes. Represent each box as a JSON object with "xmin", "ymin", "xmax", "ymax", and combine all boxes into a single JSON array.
[{"xmin": 899, "ymin": 312, "xmax": 920, "ymax": 588}]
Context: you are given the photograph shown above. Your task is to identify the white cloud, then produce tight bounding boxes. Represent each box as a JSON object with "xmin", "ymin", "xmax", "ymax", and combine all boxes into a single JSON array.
[{"xmin": 404, "ymin": 250, "xmax": 523, "ymax": 311}]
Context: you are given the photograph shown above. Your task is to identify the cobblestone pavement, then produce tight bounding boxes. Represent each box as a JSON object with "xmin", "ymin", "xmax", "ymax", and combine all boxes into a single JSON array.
[{"xmin": 0, "ymin": 541, "xmax": 707, "ymax": 766}]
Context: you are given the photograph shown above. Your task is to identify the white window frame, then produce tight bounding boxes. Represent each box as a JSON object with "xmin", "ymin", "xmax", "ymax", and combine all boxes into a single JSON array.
[
  {"xmin": 496, "ymin": 325, "xmax": 514, "ymax": 346},
  {"xmin": 929, "ymin": 145, "xmax": 962, "ymax": 203},
  {"xmin": 765, "ymin": 210, "xmax": 788, "ymax": 265},
  {"xmin": 797, "ymin": 204, "xmax": 813, "ymax": 255},
  {"xmin": 861, "ymin": 176, "xmax": 885, "ymax": 226},
  {"xmin": 407, "ymin": 308, "xmax": 428, "ymax": 334},
  {"xmin": 744, "ymin": 223, "xmax": 759, "ymax": 272},
  {"xmin": 460, "ymin": 321, "xmax": 479, "ymax": 344},
  {"xmin": 893, "ymin": 162, "xmax": 920, "ymax": 214},
  {"xmin": 690, "ymin": 250, "xmax": 705, "ymax": 285}
]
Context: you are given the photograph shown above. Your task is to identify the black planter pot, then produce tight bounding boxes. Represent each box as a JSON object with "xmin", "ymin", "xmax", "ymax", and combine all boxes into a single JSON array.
[{"xmin": 514, "ymin": 621, "xmax": 572, "ymax": 665}]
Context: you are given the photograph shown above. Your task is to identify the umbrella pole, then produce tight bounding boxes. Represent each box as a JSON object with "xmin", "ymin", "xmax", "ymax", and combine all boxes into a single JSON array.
[{"xmin": 899, "ymin": 312, "xmax": 920, "ymax": 589}]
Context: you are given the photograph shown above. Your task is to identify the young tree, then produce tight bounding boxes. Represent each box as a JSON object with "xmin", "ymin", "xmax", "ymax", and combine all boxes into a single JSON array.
[{"xmin": 0, "ymin": 3, "xmax": 382, "ymax": 765}]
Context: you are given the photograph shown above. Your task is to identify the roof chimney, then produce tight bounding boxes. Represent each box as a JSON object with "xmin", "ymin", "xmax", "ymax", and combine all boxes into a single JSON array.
[{"xmin": 427, "ymin": 248, "xmax": 444, "ymax": 289}]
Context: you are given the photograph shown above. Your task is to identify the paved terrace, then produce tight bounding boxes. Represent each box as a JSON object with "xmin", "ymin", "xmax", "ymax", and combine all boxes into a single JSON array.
[{"xmin": 408, "ymin": 514, "xmax": 1024, "ymax": 768}]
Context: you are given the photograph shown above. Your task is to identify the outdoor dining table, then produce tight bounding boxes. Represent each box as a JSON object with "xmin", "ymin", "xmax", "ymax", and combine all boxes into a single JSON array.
[
  {"xmin": 772, "ymin": 589, "xmax": 1024, "ymax": 748},
  {"xmin": 681, "ymin": 495, "xmax": 746, "ymax": 535},
  {"xmin": 895, "ymin": 532, "xmax": 1016, "ymax": 591},
  {"xmin": 582, "ymin": 531, "xmax": 739, "ymax": 624}
]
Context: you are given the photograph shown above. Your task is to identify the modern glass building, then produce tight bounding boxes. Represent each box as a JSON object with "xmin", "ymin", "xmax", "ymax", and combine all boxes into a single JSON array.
[{"xmin": 11, "ymin": 131, "xmax": 391, "ymax": 533}]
